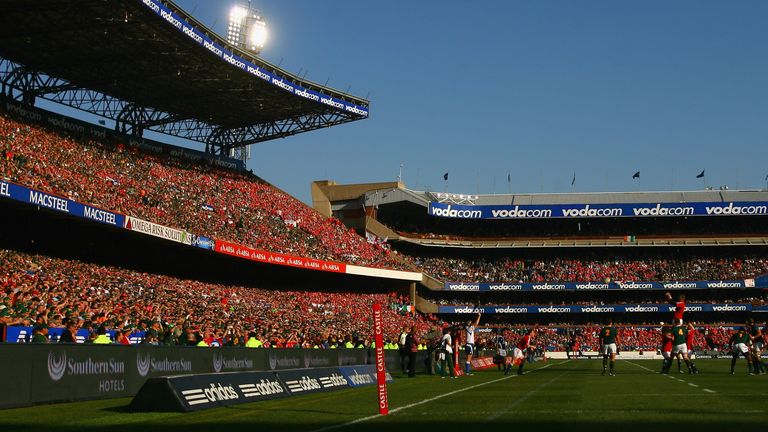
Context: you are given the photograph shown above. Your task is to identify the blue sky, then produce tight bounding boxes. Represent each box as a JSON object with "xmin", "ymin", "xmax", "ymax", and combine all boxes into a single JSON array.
[{"xmin": 77, "ymin": 1, "xmax": 768, "ymax": 202}]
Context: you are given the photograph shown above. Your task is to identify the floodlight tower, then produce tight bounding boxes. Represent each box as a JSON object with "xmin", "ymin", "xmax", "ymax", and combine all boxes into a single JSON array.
[
  {"xmin": 225, "ymin": 2, "xmax": 268, "ymax": 162},
  {"xmin": 226, "ymin": 2, "xmax": 268, "ymax": 55}
]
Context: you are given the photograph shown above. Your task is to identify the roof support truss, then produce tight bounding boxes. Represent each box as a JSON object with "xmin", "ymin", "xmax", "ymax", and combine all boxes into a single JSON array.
[{"xmin": 0, "ymin": 56, "xmax": 360, "ymax": 155}]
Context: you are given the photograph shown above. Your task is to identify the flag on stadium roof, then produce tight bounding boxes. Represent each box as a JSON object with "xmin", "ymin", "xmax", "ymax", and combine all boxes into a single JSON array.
[
  {"xmin": 571, "ymin": 172, "xmax": 576, "ymax": 186},
  {"xmin": 443, "ymin": 172, "xmax": 449, "ymax": 181},
  {"xmin": 632, "ymin": 171, "xmax": 640, "ymax": 179},
  {"xmin": 696, "ymin": 170, "xmax": 705, "ymax": 178}
]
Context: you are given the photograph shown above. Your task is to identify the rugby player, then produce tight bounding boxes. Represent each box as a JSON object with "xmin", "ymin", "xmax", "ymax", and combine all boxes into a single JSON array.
[
  {"xmin": 664, "ymin": 292, "xmax": 686, "ymax": 324},
  {"xmin": 494, "ymin": 329, "xmax": 509, "ymax": 373},
  {"xmin": 671, "ymin": 320, "xmax": 694, "ymax": 374},
  {"xmin": 729, "ymin": 326, "xmax": 753, "ymax": 375},
  {"xmin": 747, "ymin": 318, "xmax": 766, "ymax": 374},
  {"xmin": 463, "ymin": 311, "xmax": 482, "ymax": 376},
  {"xmin": 660, "ymin": 322, "xmax": 674, "ymax": 374},
  {"xmin": 684, "ymin": 322, "xmax": 700, "ymax": 374},
  {"xmin": 599, "ymin": 319, "xmax": 619, "ymax": 376},
  {"xmin": 506, "ymin": 328, "xmax": 537, "ymax": 376}
]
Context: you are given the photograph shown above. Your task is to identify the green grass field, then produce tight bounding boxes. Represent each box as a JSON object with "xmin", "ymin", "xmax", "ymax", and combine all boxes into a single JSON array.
[{"xmin": 0, "ymin": 359, "xmax": 764, "ymax": 432}]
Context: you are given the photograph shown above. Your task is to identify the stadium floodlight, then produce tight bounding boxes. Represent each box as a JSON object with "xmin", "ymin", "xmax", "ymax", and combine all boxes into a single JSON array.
[
  {"xmin": 247, "ymin": 17, "xmax": 268, "ymax": 52},
  {"xmin": 226, "ymin": 2, "xmax": 268, "ymax": 55},
  {"xmin": 230, "ymin": 5, "xmax": 248, "ymax": 23}
]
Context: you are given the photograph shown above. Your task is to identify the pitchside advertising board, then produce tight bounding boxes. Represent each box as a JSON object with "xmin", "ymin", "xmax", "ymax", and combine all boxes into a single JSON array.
[
  {"xmin": 276, "ymin": 367, "xmax": 350, "ymax": 396},
  {"xmin": 444, "ymin": 279, "xmax": 760, "ymax": 291},
  {"xmin": 129, "ymin": 371, "xmax": 288, "ymax": 412},
  {"xmin": 338, "ymin": 365, "xmax": 394, "ymax": 388},
  {"xmin": 438, "ymin": 303, "xmax": 754, "ymax": 314},
  {"xmin": 428, "ymin": 201, "xmax": 768, "ymax": 219},
  {"xmin": 129, "ymin": 366, "xmax": 393, "ymax": 413},
  {"xmin": 0, "ymin": 345, "xmax": 379, "ymax": 409},
  {"xmin": 138, "ymin": 0, "xmax": 368, "ymax": 118}
]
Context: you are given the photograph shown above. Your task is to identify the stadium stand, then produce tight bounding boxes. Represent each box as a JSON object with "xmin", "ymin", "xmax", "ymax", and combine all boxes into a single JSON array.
[
  {"xmin": 0, "ymin": 113, "xmax": 411, "ymax": 271},
  {"xmin": 412, "ymin": 255, "xmax": 768, "ymax": 283},
  {"xmin": 0, "ymin": 249, "xmax": 435, "ymax": 345},
  {"xmin": 0, "ymin": 0, "xmax": 761, "ymax": 374}
]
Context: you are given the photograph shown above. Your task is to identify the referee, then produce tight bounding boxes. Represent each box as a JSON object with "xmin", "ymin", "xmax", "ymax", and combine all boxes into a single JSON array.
[{"xmin": 463, "ymin": 311, "xmax": 481, "ymax": 375}]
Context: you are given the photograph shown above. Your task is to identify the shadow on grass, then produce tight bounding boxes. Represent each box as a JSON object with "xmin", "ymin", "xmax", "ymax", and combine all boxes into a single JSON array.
[{"xmin": 2, "ymin": 419, "xmax": 765, "ymax": 432}]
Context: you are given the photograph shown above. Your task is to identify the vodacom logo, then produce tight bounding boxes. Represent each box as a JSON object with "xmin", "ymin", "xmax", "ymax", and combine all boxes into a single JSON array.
[{"xmin": 48, "ymin": 351, "xmax": 67, "ymax": 382}]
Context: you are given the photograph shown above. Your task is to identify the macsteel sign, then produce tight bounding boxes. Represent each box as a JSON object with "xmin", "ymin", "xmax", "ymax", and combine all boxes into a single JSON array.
[
  {"xmin": 138, "ymin": 0, "xmax": 368, "ymax": 117},
  {"xmin": 215, "ymin": 239, "xmax": 346, "ymax": 273},
  {"xmin": 0, "ymin": 180, "xmax": 125, "ymax": 228},
  {"xmin": 438, "ymin": 303, "xmax": 752, "ymax": 314},
  {"xmin": 444, "ymin": 280, "xmax": 757, "ymax": 291},
  {"xmin": 428, "ymin": 201, "xmax": 768, "ymax": 220}
]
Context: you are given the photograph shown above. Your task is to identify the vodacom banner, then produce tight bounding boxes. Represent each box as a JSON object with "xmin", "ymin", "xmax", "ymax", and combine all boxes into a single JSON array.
[{"xmin": 372, "ymin": 303, "xmax": 389, "ymax": 415}]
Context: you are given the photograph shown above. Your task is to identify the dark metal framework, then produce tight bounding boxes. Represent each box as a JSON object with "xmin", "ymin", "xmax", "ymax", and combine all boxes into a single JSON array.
[{"xmin": 0, "ymin": 0, "xmax": 368, "ymax": 156}]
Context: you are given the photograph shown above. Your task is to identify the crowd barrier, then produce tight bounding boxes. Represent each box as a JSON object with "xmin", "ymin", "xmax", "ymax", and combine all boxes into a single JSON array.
[{"xmin": 0, "ymin": 344, "xmax": 425, "ymax": 409}]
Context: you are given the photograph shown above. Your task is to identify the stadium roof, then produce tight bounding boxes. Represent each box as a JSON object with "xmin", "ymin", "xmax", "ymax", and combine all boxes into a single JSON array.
[
  {"xmin": 0, "ymin": 0, "xmax": 369, "ymax": 153},
  {"xmin": 364, "ymin": 187, "xmax": 768, "ymax": 208}
]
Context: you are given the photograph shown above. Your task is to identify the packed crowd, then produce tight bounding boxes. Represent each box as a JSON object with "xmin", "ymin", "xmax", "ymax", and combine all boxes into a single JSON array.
[
  {"xmin": 0, "ymin": 114, "xmax": 410, "ymax": 270},
  {"xmin": 0, "ymin": 249, "xmax": 436, "ymax": 346},
  {"xmin": 1, "ymin": 248, "xmax": 757, "ymax": 352},
  {"xmin": 413, "ymin": 256, "xmax": 768, "ymax": 283}
]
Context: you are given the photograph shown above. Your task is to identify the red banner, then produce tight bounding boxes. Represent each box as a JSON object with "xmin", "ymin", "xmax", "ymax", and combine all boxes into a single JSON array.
[
  {"xmin": 470, "ymin": 356, "xmax": 497, "ymax": 370},
  {"xmin": 214, "ymin": 239, "xmax": 346, "ymax": 273},
  {"xmin": 372, "ymin": 303, "xmax": 389, "ymax": 415}
]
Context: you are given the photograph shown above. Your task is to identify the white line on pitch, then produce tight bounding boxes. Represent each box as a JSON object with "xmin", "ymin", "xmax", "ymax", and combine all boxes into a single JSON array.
[
  {"xmin": 486, "ymin": 371, "xmax": 568, "ymax": 422},
  {"xmin": 308, "ymin": 361, "xmax": 570, "ymax": 432},
  {"xmin": 398, "ymin": 409, "xmax": 765, "ymax": 416},
  {"xmin": 626, "ymin": 361, "xmax": 715, "ymax": 395}
]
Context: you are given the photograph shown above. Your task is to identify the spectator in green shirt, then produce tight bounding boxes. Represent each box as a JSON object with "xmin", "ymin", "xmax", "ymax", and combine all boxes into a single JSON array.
[{"xmin": 31, "ymin": 324, "xmax": 49, "ymax": 343}]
